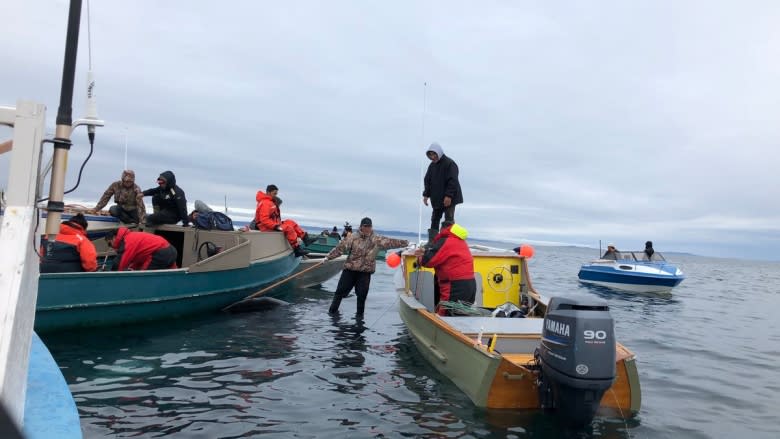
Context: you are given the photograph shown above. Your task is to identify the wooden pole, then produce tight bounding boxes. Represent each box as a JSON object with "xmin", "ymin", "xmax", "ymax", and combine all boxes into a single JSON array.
[{"xmin": 222, "ymin": 259, "xmax": 327, "ymax": 312}]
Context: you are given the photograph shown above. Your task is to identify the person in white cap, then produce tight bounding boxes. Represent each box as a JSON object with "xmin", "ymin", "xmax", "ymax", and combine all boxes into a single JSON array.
[{"xmin": 602, "ymin": 243, "xmax": 619, "ymax": 260}]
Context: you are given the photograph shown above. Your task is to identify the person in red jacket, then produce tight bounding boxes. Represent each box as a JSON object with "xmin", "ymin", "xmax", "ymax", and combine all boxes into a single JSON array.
[
  {"xmin": 414, "ymin": 221, "xmax": 476, "ymax": 316},
  {"xmin": 40, "ymin": 213, "xmax": 98, "ymax": 273},
  {"xmin": 104, "ymin": 227, "xmax": 178, "ymax": 271},
  {"xmin": 254, "ymin": 184, "xmax": 314, "ymax": 257}
]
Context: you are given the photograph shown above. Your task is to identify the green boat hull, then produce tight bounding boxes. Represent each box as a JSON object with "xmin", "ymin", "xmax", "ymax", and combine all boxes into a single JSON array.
[
  {"xmin": 304, "ymin": 234, "xmax": 387, "ymax": 260},
  {"xmin": 36, "ymin": 254, "xmax": 298, "ymax": 332}
]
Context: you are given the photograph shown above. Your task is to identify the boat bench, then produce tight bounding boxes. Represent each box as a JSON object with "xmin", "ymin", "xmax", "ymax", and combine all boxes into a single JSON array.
[{"xmin": 440, "ymin": 316, "xmax": 544, "ymax": 355}]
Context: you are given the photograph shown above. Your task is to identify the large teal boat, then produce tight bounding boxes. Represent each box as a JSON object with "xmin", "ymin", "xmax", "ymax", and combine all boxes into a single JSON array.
[{"xmin": 36, "ymin": 225, "xmax": 299, "ymax": 332}]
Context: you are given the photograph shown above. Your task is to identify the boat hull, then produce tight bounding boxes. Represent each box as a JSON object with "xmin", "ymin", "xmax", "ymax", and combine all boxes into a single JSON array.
[
  {"xmin": 23, "ymin": 333, "xmax": 81, "ymax": 439},
  {"xmin": 398, "ymin": 247, "xmax": 641, "ymax": 418},
  {"xmin": 399, "ymin": 294, "xmax": 642, "ymax": 415},
  {"xmin": 292, "ymin": 254, "xmax": 345, "ymax": 289},
  {"xmin": 578, "ymin": 261, "xmax": 685, "ymax": 293},
  {"xmin": 36, "ymin": 253, "xmax": 298, "ymax": 332},
  {"xmin": 304, "ymin": 234, "xmax": 387, "ymax": 260}
]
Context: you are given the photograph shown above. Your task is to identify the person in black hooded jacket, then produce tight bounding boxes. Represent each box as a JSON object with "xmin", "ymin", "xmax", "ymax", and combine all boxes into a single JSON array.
[
  {"xmin": 142, "ymin": 170, "xmax": 189, "ymax": 227},
  {"xmin": 422, "ymin": 142, "xmax": 463, "ymax": 242}
]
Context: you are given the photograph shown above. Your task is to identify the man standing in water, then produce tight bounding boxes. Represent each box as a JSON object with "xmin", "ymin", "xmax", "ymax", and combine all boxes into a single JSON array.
[
  {"xmin": 422, "ymin": 142, "xmax": 463, "ymax": 243},
  {"xmin": 326, "ymin": 217, "xmax": 408, "ymax": 316}
]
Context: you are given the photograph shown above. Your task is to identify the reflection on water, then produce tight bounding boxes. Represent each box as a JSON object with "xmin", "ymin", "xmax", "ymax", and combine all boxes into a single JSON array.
[{"xmin": 41, "ymin": 247, "xmax": 780, "ymax": 438}]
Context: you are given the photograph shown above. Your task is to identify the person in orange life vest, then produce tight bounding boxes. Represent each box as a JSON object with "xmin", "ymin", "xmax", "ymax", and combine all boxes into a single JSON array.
[
  {"xmin": 40, "ymin": 213, "xmax": 98, "ymax": 273},
  {"xmin": 104, "ymin": 227, "xmax": 178, "ymax": 271},
  {"xmin": 414, "ymin": 221, "xmax": 476, "ymax": 316},
  {"xmin": 254, "ymin": 184, "xmax": 315, "ymax": 257}
]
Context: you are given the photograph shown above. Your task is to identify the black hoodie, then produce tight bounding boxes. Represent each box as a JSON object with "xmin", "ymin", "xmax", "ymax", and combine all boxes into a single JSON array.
[{"xmin": 143, "ymin": 170, "xmax": 189, "ymax": 226}]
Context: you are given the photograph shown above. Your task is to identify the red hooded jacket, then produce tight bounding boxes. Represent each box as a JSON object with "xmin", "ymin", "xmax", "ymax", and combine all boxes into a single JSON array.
[
  {"xmin": 420, "ymin": 226, "xmax": 474, "ymax": 282},
  {"xmin": 112, "ymin": 227, "xmax": 173, "ymax": 271}
]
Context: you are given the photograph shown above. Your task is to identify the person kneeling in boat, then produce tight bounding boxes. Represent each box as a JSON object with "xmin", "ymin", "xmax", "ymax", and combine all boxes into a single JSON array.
[
  {"xmin": 255, "ymin": 184, "xmax": 315, "ymax": 257},
  {"xmin": 104, "ymin": 227, "xmax": 178, "ymax": 271},
  {"xmin": 40, "ymin": 213, "xmax": 98, "ymax": 273},
  {"xmin": 414, "ymin": 221, "xmax": 476, "ymax": 316},
  {"xmin": 92, "ymin": 169, "xmax": 146, "ymax": 225},
  {"xmin": 326, "ymin": 217, "xmax": 409, "ymax": 316},
  {"xmin": 602, "ymin": 243, "xmax": 619, "ymax": 260}
]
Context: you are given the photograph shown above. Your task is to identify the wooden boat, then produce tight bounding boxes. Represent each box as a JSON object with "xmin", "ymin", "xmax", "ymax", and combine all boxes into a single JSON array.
[
  {"xmin": 304, "ymin": 234, "xmax": 387, "ymax": 260},
  {"xmin": 398, "ymin": 246, "xmax": 641, "ymax": 425},
  {"xmin": 36, "ymin": 225, "xmax": 300, "ymax": 332},
  {"xmin": 578, "ymin": 251, "xmax": 685, "ymax": 293}
]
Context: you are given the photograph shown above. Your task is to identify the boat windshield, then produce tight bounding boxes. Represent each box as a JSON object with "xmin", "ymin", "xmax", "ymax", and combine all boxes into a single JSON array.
[{"xmin": 615, "ymin": 251, "xmax": 667, "ymax": 262}]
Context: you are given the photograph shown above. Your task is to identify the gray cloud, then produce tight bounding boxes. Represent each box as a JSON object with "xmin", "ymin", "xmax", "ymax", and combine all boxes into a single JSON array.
[{"xmin": 3, "ymin": 1, "xmax": 780, "ymax": 260}]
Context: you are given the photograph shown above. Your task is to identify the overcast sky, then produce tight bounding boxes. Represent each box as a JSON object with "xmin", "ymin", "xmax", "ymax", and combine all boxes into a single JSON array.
[{"xmin": 2, "ymin": 1, "xmax": 780, "ymax": 260}]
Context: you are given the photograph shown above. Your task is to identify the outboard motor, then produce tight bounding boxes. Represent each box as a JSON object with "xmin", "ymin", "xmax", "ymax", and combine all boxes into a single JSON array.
[{"xmin": 536, "ymin": 296, "xmax": 616, "ymax": 426}]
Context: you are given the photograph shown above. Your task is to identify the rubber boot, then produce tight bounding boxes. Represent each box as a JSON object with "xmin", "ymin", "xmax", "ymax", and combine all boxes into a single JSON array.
[
  {"xmin": 293, "ymin": 246, "xmax": 309, "ymax": 257},
  {"xmin": 356, "ymin": 297, "xmax": 366, "ymax": 317},
  {"xmin": 328, "ymin": 295, "xmax": 343, "ymax": 314},
  {"xmin": 425, "ymin": 228, "xmax": 438, "ymax": 248}
]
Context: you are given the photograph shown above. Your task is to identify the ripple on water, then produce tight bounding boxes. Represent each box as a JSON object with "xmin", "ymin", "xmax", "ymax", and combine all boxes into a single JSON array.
[{"xmin": 41, "ymin": 249, "xmax": 780, "ymax": 438}]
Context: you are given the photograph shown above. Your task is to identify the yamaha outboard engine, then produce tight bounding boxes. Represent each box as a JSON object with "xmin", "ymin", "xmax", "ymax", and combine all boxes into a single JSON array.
[{"xmin": 537, "ymin": 296, "xmax": 616, "ymax": 426}]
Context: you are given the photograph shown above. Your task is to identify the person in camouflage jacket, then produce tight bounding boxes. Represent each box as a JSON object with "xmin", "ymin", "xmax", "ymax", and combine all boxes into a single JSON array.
[
  {"xmin": 326, "ymin": 217, "xmax": 409, "ymax": 316},
  {"xmin": 94, "ymin": 170, "xmax": 146, "ymax": 224}
]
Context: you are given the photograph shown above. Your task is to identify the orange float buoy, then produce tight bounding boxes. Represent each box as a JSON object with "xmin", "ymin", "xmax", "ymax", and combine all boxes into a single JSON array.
[
  {"xmin": 386, "ymin": 251, "xmax": 401, "ymax": 268},
  {"xmin": 518, "ymin": 244, "xmax": 534, "ymax": 259}
]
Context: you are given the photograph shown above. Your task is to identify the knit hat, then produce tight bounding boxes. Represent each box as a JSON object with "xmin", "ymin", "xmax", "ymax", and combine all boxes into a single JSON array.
[
  {"xmin": 65, "ymin": 213, "xmax": 88, "ymax": 230},
  {"xmin": 360, "ymin": 217, "xmax": 372, "ymax": 227}
]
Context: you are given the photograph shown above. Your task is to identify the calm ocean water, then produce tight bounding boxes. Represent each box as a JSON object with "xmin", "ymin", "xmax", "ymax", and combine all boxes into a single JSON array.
[{"xmin": 42, "ymin": 245, "xmax": 780, "ymax": 438}]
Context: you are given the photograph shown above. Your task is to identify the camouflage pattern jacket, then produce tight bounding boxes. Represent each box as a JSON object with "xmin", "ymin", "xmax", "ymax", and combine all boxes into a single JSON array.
[
  {"xmin": 95, "ymin": 170, "xmax": 146, "ymax": 222},
  {"xmin": 328, "ymin": 232, "xmax": 408, "ymax": 273}
]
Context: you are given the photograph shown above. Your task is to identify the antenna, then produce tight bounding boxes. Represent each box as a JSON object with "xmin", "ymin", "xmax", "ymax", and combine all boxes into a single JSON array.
[
  {"xmin": 124, "ymin": 127, "xmax": 128, "ymax": 170},
  {"xmin": 83, "ymin": 0, "xmax": 99, "ymax": 132},
  {"xmin": 417, "ymin": 82, "xmax": 427, "ymax": 245}
]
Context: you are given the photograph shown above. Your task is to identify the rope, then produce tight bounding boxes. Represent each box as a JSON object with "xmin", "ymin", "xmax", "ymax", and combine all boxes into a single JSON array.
[
  {"xmin": 363, "ymin": 294, "xmax": 400, "ymax": 332},
  {"xmin": 437, "ymin": 300, "xmax": 490, "ymax": 316},
  {"xmin": 608, "ymin": 387, "xmax": 632, "ymax": 438}
]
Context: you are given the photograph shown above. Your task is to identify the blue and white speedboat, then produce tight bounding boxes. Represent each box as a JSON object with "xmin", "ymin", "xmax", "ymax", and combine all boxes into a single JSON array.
[{"xmin": 578, "ymin": 251, "xmax": 685, "ymax": 293}]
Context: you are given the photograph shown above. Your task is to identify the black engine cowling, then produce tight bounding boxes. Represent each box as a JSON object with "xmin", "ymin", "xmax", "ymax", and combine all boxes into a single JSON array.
[{"xmin": 537, "ymin": 296, "xmax": 616, "ymax": 426}]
